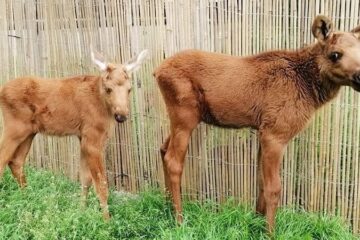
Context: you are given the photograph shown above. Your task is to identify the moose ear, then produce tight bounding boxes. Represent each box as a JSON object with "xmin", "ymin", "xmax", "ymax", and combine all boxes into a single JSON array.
[
  {"xmin": 312, "ymin": 15, "xmax": 333, "ymax": 43},
  {"xmin": 91, "ymin": 49, "xmax": 108, "ymax": 71},
  {"xmin": 351, "ymin": 25, "xmax": 360, "ymax": 38},
  {"xmin": 124, "ymin": 49, "xmax": 150, "ymax": 73}
]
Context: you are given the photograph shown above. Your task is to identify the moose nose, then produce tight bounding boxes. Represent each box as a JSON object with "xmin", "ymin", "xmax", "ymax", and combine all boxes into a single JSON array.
[
  {"xmin": 353, "ymin": 73, "xmax": 360, "ymax": 83},
  {"xmin": 114, "ymin": 114, "xmax": 127, "ymax": 123}
]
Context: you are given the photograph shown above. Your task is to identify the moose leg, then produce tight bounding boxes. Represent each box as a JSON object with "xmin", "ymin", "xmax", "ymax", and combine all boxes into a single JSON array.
[
  {"xmin": 0, "ymin": 124, "xmax": 32, "ymax": 179},
  {"xmin": 256, "ymin": 145, "xmax": 266, "ymax": 215},
  {"xmin": 8, "ymin": 134, "xmax": 35, "ymax": 188},
  {"xmin": 81, "ymin": 134, "xmax": 109, "ymax": 220},
  {"xmin": 160, "ymin": 136, "xmax": 171, "ymax": 194},
  {"xmin": 79, "ymin": 149, "xmax": 92, "ymax": 207},
  {"xmin": 259, "ymin": 132, "xmax": 287, "ymax": 233},
  {"xmin": 164, "ymin": 128, "xmax": 193, "ymax": 223},
  {"xmin": 165, "ymin": 105, "xmax": 199, "ymax": 223}
]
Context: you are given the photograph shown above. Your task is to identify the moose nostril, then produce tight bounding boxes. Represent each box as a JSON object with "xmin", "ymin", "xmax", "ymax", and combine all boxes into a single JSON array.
[{"xmin": 115, "ymin": 114, "xmax": 127, "ymax": 123}]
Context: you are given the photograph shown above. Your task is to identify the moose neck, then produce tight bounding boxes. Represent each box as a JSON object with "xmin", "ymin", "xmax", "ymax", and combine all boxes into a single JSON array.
[{"xmin": 294, "ymin": 44, "xmax": 341, "ymax": 108}]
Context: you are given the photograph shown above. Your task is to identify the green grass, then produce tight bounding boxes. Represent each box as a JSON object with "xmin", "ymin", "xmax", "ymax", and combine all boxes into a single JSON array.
[{"xmin": 0, "ymin": 168, "xmax": 358, "ymax": 240}]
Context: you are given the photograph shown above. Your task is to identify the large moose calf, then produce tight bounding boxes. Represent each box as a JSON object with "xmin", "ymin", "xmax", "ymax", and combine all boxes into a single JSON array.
[
  {"xmin": 0, "ymin": 49, "xmax": 148, "ymax": 219},
  {"xmin": 154, "ymin": 16, "xmax": 360, "ymax": 231}
]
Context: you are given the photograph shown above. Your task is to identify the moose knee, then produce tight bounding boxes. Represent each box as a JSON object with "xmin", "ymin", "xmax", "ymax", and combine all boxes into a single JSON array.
[
  {"xmin": 8, "ymin": 161, "xmax": 21, "ymax": 169},
  {"xmin": 164, "ymin": 155, "xmax": 182, "ymax": 180},
  {"xmin": 264, "ymin": 184, "xmax": 281, "ymax": 203},
  {"xmin": 168, "ymin": 162, "xmax": 182, "ymax": 176}
]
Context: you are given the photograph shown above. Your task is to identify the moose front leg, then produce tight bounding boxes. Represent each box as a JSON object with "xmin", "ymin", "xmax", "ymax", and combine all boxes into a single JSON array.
[
  {"xmin": 80, "ymin": 133, "xmax": 109, "ymax": 220},
  {"xmin": 79, "ymin": 149, "xmax": 92, "ymax": 207},
  {"xmin": 259, "ymin": 131, "xmax": 287, "ymax": 233}
]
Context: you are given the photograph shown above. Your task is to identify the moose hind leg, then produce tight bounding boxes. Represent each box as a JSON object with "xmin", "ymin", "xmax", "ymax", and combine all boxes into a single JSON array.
[
  {"xmin": 8, "ymin": 134, "xmax": 35, "ymax": 188},
  {"xmin": 160, "ymin": 136, "xmax": 171, "ymax": 194},
  {"xmin": 164, "ymin": 106, "xmax": 199, "ymax": 223},
  {"xmin": 0, "ymin": 125, "xmax": 32, "ymax": 180},
  {"xmin": 256, "ymin": 145, "xmax": 266, "ymax": 215},
  {"xmin": 164, "ymin": 128, "xmax": 193, "ymax": 223}
]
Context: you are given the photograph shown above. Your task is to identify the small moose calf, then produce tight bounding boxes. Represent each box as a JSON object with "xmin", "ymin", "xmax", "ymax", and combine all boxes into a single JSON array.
[{"xmin": 0, "ymin": 49, "xmax": 149, "ymax": 219}]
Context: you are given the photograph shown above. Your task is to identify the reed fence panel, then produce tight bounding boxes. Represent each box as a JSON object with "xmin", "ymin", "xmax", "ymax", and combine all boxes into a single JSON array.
[{"xmin": 1, "ymin": 0, "xmax": 360, "ymax": 233}]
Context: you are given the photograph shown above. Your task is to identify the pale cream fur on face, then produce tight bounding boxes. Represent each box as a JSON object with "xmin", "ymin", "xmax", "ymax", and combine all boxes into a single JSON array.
[{"xmin": 91, "ymin": 49, "xmax": 149, "ymax": 121}]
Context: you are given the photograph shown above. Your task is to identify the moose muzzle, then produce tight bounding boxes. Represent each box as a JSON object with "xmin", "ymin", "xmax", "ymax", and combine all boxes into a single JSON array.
[{"xmin": 115, "ymin": 114, "xmax": 127, "ymax": 123}]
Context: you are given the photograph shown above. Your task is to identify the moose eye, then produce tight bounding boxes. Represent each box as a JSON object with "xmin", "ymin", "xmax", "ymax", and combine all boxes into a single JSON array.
[
  {"xmin": 105, "ymin": 87, "xmax": 112, "ymax": 94},
  {"xmin": 329, "ymin": 52, "xmax": 342, "ymax": 63}
]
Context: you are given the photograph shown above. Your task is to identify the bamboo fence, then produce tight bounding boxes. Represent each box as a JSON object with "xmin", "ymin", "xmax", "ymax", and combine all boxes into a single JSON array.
[{"xmin": 1, "ymin": 0, "xmax": 360, "ymax": 233}]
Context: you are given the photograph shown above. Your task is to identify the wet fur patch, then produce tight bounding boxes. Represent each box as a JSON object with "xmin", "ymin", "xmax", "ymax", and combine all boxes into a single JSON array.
[
  {"xmin": 254, "ymin": 49, "xmax": 337, "ymax": 106},
  {"xmin": 289, "ymin": 54, "xmax": 338, "ymax": 105}
]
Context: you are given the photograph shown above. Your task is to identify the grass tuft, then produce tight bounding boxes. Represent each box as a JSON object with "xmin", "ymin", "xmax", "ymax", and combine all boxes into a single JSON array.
[{"xmin": 0, "ymin": 167, "xmax": 358, "ymax": 239}]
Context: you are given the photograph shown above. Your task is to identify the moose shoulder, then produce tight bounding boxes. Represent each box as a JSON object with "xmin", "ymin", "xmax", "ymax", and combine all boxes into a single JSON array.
[{"xmin": 154, "ymin": 15, "xmax": 360, "ymax": 232}]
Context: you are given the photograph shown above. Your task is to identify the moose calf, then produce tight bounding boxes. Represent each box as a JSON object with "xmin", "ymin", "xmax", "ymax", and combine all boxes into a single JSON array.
[
  {"xmin": 154, "ymin": 15, "xmax": 360, "ymax": 232},
  {"xmin": 0, "ymin": 49, "xmax": 149, "ymax": 219}
]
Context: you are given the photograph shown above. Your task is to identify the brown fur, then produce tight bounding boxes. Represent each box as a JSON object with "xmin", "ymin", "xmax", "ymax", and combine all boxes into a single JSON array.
[
  {"xmin": 154, "ymin": 16, "xmax": 360, "ymax": 232},
  {"xmin": 0, "ymin": 49, "xmax": 148, "ymax": 219}
]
